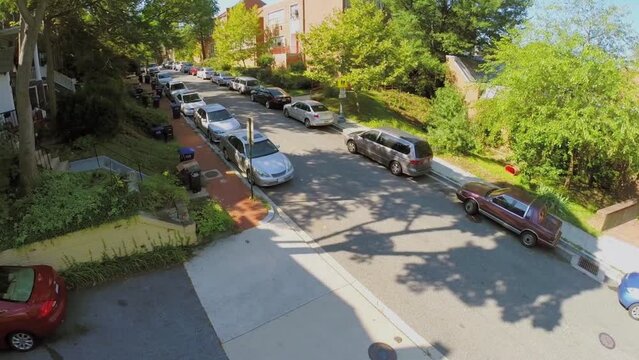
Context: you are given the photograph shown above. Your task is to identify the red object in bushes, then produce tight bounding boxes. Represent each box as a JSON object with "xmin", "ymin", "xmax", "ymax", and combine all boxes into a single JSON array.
[{"xmin": 505, "ymin": 164, "xmax": 519, "ymax": 175}]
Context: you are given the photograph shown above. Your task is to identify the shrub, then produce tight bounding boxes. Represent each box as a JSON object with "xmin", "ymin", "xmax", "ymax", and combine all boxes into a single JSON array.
[
  {"xmin": 536, "ymin": 185, "xmax": 570, "ymax": 218},
  {"xmin": 138, "ymin": 174, "xmax": 188, "ymax": 212},
  {"xmin": 2, "ymin": 171, "xmax": 137, "ymax": 249},
  {"xmin": 427, "ymin": 86, "xmax": 476, "ymax": 155},
  {"xmin": 288, "ymin": 61, "xmax": 306, "ymax": 73},
  {"xmin": 61, "ymin": 243, "xmax": 193, "ymax": 289},
  {"xmin": 191, "ymin": 200, "xmax": 234, "ymax": 238},
  {"xmin": 124, "ymin": 99, "xmax": 168, "ymax": 131},
  {"xmin": 257, "ymin": 54, "xmax": 275, "ymax": 68}
]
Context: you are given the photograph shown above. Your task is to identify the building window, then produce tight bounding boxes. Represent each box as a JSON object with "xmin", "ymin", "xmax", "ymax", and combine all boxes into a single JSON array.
[
  {"xmin": 290, "ymin": 4, "xmax": 299, "ymax": 20},
  {"xmin": 267, "ymin": 10, "xmax": 284, "ymax": 28},
  {"xmin": 273, "ymin": 36, "xmax": 285, "ymax": 48}
]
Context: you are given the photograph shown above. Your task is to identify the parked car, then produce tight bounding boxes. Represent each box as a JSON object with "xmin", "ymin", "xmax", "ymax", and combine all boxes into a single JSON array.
[
  {"xmin": 284, "ymin": 100, "xmax": 335, "ymax": 128},
  {"xmin": 220, "ymin": 129, "xmax": 294, "ymax": 186},
  {"xmin": 155, "ymin": 72, "xmax": 172, "ymax": 87},
  {"xmin": 146, "ymin": 63, "xmax": 160, "ymax": 74},
  {"xmin": 618, "ymin": 272, "xmax": 639, "ymax": 320},
  {"xmin": 182, "ymin": 62, "xmax": 193, "ymax": 74},
  {"xmin": 212, "ymin": 71, "xmax": 235, "ymax": 86},
  {"xmin": 165, "ymin": 80, "xmax": 188, "ymax": 99},
  {"xmin": 175, "ymin": 91, "xmax": 206, "ymax": 116},
  {"xmin": 456, "ymin": 182, "xmax": 563, "ymax": 248},
  {"xmin": 0, "ymin": 265, "xmax": 67, "ymax": 352},
  {"xmin": 197, "ymin": 67, "xmax": 214, "ymax": 80},
  {"xmin": 228, "ymin": 77, "xmax": 241, "ymax": 91},
  {"xmin": 250, "ymin": 87, "xmax": 291, "ymax": 109},
  {"xmin": 173, "ymin": 61, "xmax": 184, "ymax": 71},
  {"xmin": 344, "ymin": 127, "xmax": 433, "ymax": 177},
  {"xmin": 194, "ymin": 103, "xmax": 242, "ymax": 142},
  {"xmin": 189, "ymin": 66, "xmax": 199, "ymax": 76},
  {"xmin": 235, "ymin": 76, "xmax": 260, "ymax": 94}
]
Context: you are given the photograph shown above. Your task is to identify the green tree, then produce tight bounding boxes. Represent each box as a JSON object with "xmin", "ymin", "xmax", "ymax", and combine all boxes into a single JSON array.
[
  {"xmin": 477, "ymin": 29, "xmax": 639, "ymax": 192},
  {"xmin": 300, "ymin": 0, "xmax": 408, "ymax": 91},
  {"xmin": 383, "ymin": 0, "xmax": 531, "ymax": 56},
  {"xmin": 427, "ymin": 85, "xmax": 474, "ymax": 155},
  {"xmin": 182, "ymin": 0, "xmax": 218, "ymax": 60},
  {"xmin": 212, "ymin": 3, "xmax": 261, "ymax": 68}
]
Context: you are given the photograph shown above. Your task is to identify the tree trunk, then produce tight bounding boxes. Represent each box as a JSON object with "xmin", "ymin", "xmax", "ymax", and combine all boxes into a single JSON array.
[
  {"xmin": 16, "ymin": 19, "xmax": 39, "ymax": 192},
  {"xmin": 564, "ymin": 150, "xmax": 575, "ymax": 189},
  {"xmin": 44, "ymin": 18, "xmax": 57, "ymax": 123},
  {"xmin": 200, "ymin": 38, "xmax": 207, "ymax": 61}
]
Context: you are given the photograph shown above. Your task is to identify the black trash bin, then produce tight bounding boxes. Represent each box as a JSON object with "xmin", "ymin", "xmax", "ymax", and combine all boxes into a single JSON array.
[
  {"xmin": 171, "ymin": 103, "xmax": 181, "ymax": 119},
  {"xmin": 138, "ymin": 74, "xmax": 143, "ymax": 83},
  {"xmin": 189, "ymin": 171, "xmax": 202, "ymax": 193},
  {"xmin": 156, "ymin": 87, "xmax": 163, "ymax": 96},
  {"xmin": 163, "ymin": 125, "xmax": 174, "ymax": 140},
  {"xmin": 144, "ymin": 75, "xmax": 150, "ymax": 84},
  {"xmin": 152, "ymin": 95, "xmax": 161, "ymax": 108}
]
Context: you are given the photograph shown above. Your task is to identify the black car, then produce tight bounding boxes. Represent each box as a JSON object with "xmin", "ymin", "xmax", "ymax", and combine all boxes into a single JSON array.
[{"xmin": 250, "ymin": 87, "xmax": 291, "ymax": 109}]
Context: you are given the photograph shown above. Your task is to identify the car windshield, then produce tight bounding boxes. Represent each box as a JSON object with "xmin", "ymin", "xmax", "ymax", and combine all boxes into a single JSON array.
[
  {"xmin": 158, "ymin": 73, "xmax": 170, "ymax": 78},
  {"xmin": 250, "ymin": 139, "xmax": 279, "ymax": 159},
  {"xmin": 247, "ymin": 80, "xmax": 259, "ymax": 86},
  {"xmin": 221, "ymin": 72, "xmax": 231, "ymax": 76},
  {"xmin": 148, "ymin": 63, "xmax": 157, "ymax": 67},
  {"xmin": 184, "ymin": 62, "xmax": 192, "ymax": 66},
  {"xmin": 311, "ymin": 104, "xmax": 329, "ymax": 112},
  {"xmin": 208, "ymin": 109, "xmax": 233, "ymax": 122},
  {"xmin": 269, "ymin": 89, "xmax": 286, "ymax": 96},
  {"xmin": 413, "ymin": 141, "xmax": 433, "ymax": 158},
  {"xmin": 182, "ymin": 93, "xmax": 201, "ymax": 103},
  {"xmin": 171, "ymin": 83, "xmax": 186, "ymax": 91},
  {"xmin": 0, "ymin": 267, "xmax": 34, "ymax": 302}
]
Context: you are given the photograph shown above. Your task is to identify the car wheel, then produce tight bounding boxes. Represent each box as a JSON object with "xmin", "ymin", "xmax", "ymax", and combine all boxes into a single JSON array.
[
  {"xmin": 222, "ymin": 148, "xmax": 230, "ymax": 161},
  {"xmin": 9, "ymin": 332, "xmax": 36, "ymax": 352},
  {"xmin": 463, "ymin": 199, "xmax": 479, "ymax": 215},
  {"xmin": 520, "ymin": 231, "xmax": 538, "ymax": 248},
  {"xmin": 283, "ymin": 109, "xmax": 290, "ymax": 118},
  {"xmin": 251, "ymin": 94, "xmax": 255, "ymax": 102},
  {"xmin": 389, "ymin": 161, "xmax": 402, "ymax": 176},
  {"xmin": 304, "ymin": 119, "xmax": 311, "ymax": 128},
  {"xmin": 346, "ymin": 140, "xmax": 358, "ymax": 154},
  {"xmin": 265, "ymin": 101, "xmax": 271, "ymax": 109},
  {"xmin": 629, "ymin": 304, "xmax": 639, "ymax": 320}
]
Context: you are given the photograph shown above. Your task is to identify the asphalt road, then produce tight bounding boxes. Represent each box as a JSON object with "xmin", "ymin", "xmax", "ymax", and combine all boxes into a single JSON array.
[
  {"xmin": 179, "ymin": 73, "xmax": 639, "ymax": 360},
  {"xmin": 2, "ymin": 266, "xmax": 228, "ymax": 360}
]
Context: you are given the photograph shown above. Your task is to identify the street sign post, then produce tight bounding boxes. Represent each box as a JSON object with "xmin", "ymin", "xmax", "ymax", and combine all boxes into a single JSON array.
[
  {"xmin": 337, "ymin": 78, "xmax": 347, "ymax": 123},
  {"xmin": 247, "ymin": 117, "xmax": 254, "ymax": 199}
]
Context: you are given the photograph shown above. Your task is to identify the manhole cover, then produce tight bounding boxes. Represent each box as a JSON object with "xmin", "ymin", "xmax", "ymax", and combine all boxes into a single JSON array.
[
  {"xmin": 368, "ymin": 342, "xmax": 397, "ymax": 360},
  {"xmin": 203, "ymin": 169, "xmax": 222, "ymax": 180},
  {"xmin": 599, "ymin": 332, "xmax": 615, "ymax": 349}
]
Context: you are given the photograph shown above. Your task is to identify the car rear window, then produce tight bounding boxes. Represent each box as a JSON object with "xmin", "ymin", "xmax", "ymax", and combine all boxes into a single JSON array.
[
  {"xmin": 413, "ymin": 141, "xmax": 433, "ymax": 158},
  {"xmin": 172, "ymin": 83, "xmax": 186, "ymax": 91},
  {"xmin": 182, "ymin": 93, "xmax": 201, "ymax": 103},
  {"xmin": 247, "ymin": 80, "xmax": 259, "ymax": 86},
  {"xmin": 269, "ymin": 89, "xmax": 286, "ymax": 96},
  {"xmin": 208, "ymin": 109, "xmax": 233, "ymax": 122},
  {"xmin": 311, "ymin": 104, "xmax": 328, "ymax": 112},
  {"xmin": 0, "ymin": 267, "xmax": 35, "ymax": 302}
]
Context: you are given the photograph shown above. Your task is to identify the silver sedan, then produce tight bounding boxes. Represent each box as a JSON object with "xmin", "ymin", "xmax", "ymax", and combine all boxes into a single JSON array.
[
  {"xmin": 283, "ymin": 100, "xmax": 335, "ymax": 128},
  {"xmin": 220, "ymin": 129, "xmax": 294, "ymax": 187}
]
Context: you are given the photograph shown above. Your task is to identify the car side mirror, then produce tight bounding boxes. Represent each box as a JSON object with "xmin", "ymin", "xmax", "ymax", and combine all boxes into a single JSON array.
[{"xmin": 276, "ymin": 144, "xmax": 281, "ymax": 149}]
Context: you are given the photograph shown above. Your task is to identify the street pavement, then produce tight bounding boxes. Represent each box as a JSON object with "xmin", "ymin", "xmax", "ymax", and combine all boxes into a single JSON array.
[
  {"xmin": 177, "ymin": 72, "xmax": 639, "ymax": 360},
  {"xmin": 2, "ymin": 266, "xmax": 228, "ymax": 360}
]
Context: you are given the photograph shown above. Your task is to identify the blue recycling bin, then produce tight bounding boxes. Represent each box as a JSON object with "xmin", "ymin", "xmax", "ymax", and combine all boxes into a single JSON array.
[{"xmin": 178, "ymin": 147, "xmax": 195, "ymax": 162}]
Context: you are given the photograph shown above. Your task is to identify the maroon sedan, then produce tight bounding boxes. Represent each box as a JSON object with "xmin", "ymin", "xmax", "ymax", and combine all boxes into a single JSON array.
[
  {"xmin": 189, "ymin": 66, "xmax": 199, "ymax": 76},
  {"xmin": 1, "ymin": 265, "xmax": 67, "ymax": 351},
  {"xmin": 456, "ymin": 182, "xmax": 563, "ymax": 248}
]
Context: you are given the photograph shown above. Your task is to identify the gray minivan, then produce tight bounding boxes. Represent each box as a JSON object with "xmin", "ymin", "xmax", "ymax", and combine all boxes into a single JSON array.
[{"xmin": 344, "ymin": 127, "xmax": 433, "ymax": 176}]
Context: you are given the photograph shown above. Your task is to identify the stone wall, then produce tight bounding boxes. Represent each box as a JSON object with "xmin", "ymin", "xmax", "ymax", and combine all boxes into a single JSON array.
[
  {"xmin": 0, "ymin": 213, "xmax": 196, "ymax": 270},
  {"xmin": 590, "ymin": 199, "xmax": 639, "ymax": 232}
]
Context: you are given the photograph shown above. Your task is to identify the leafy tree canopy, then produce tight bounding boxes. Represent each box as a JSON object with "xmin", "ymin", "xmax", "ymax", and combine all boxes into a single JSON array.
[{"xmin": 212, "ymin": 3, "xmax": 261, "ymax": 68}]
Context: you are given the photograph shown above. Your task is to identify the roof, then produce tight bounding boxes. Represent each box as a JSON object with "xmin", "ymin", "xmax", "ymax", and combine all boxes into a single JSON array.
[
  {"xmin": 446, "ymin": 55, "xmax": 496, "ymax": 83},
  {"xmin": 500, "ymin": 187, "xmax": 536, "ymax": 205},
  {"xmin": 237, "ymin": 76, "xmax": 258, "ymax": 80},
  {"xmin": 226, "ymin": 129, "xmax": 267, "ymax": 143},
  {"xmin": 377, "ymin": 127, "xmax": 427, "ymax": 144},
  {"xmin": 203, "ymin": 103, "xmax": 227, "ymax": 112},
  {"xmin": 298, "ymin": 100, "xmax": 323, "ymax": 106}
]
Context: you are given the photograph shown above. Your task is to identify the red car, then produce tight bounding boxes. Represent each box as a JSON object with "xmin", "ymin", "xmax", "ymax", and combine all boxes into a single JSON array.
[
  {"xmin": 0, "ymin": 265, "xmax": 67, "ymax": 351},
  {"xmin": 189, "ymin": 66, "xmax": 199, "ymax": 76},
  {"xmin": 456, "ymin": 182, "xmax": 563, "ymax": 248}
]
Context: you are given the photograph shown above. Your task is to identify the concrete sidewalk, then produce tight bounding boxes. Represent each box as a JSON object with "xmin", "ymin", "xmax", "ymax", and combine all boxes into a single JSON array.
[
  {"xmin": 327, "ymin": 117, "xmax": 639, "ymax": 285},
  {"xmin": 185, "ymin": 213, "xmax": 445, "ymax": 360}
]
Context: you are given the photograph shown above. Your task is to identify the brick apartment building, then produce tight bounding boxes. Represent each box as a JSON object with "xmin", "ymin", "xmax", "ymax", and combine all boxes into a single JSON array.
[{"xmin": 217, "ymin": 0, "xmax": 349, "ymax": 67}]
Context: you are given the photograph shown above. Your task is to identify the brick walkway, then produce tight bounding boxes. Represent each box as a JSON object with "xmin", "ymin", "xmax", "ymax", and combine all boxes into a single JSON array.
[{"xmin": 148, "ymin": 82, "xmax": 267, "ymax": 230}]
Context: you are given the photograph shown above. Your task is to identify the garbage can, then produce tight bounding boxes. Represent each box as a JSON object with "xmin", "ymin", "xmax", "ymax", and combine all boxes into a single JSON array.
[
  {"xmin": 171, "ymin": 103, "xmax": 181, "ymax": 119},
  {"xmin": 156, "ymin": 87, "xmax": 163, "ymax": 96},
  {"xmin": 178, "ymin": 147, "xmax": 195, "ymax": 162},
  {"xmin": 138, "ymin": 74, "xmax": 143, "ymax": 83},
  {"xmin": 144, "ymin": 75, "xmax": 150, "ymax": 84},
  {"xmin": 163, "ymin": 124, "xmax": 174, "ymax": 140},
  {"xmin": 189, "ymin": 171, "xmax": 202, "ymax": 193},
  {"xmin": 152, "ymin": 95, "xmax": 161, "ymax": 108}
]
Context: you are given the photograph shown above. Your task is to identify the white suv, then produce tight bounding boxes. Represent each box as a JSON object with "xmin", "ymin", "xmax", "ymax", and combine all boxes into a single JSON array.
[{"xmin": 235, "ymin": 77, "xmax": 260, "ymax": 95}]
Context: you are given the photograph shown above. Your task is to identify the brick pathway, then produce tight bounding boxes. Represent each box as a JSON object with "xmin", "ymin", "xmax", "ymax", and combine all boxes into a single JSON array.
[{"xmin": 148, "ymin": 82, "xmax": 267, "ymax": 230}]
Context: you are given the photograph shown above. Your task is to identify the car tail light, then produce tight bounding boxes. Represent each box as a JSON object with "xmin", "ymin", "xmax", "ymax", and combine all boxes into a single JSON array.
[
  {"xmin": 38, "ymin": 300, "xmax": 57, "ymax": 318},
  {"xmin": 410, "ymin": 159, "xmax": 424, "ymax": 165},
  {"xmin": 313, "ymin": 114, "xmax": 320, "ymax": 118}
]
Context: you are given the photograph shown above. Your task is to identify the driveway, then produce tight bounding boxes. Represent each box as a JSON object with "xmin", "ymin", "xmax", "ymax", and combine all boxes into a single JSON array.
[
  {"xmin": 177, "ymin": 73, "xmax": 639, "ymax": 360},
  {"xmin": 2, "ymin": 266, "xmax": 228, "ymax": 360}
]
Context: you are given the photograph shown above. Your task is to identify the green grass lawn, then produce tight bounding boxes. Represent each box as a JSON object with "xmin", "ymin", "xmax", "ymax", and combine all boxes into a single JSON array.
[{"xmin": 318, "ymin": 89, "xmax": 601, "ymax": 236}]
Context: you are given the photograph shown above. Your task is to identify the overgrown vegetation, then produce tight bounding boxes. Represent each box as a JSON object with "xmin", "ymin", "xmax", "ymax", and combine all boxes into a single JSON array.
[
  {"xmin": 426, "ymin": 86, "xmax": 476, "ymax": 155},
  {"xmin": 0, "ymin": 171, "xmax": 137, "ymax": 250},
  {"xmin": 138, "ymin": 174, "xmax": 189, "ymax": 212},
  {"xmin": 242, "ymin": 67, "xmax": 314, "ymax": 91},
  {"xmin": 190, "ymin": 199, "xmax": 235, "ymax": 238},
  {"xmin": 60, "ymin": 243, "xmax": 193, "ymax": 289}
]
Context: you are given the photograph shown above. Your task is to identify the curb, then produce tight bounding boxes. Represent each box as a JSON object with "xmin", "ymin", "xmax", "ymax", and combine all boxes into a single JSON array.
[{"xmin": 330, "ymin": 119, "xmax": 626, "ymax": 286}]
